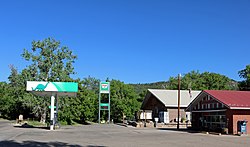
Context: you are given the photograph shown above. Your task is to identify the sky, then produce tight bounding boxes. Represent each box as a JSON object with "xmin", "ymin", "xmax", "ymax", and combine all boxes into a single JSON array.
[{"xmin": 0, "ymin": 0, "xmax": 249, "ymax": 84}]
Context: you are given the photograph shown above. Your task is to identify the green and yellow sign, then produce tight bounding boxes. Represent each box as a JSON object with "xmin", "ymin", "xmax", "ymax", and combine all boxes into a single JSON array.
[{"xmin": 100, "ymin": 82, "xmax": 110, "ymax": 94}]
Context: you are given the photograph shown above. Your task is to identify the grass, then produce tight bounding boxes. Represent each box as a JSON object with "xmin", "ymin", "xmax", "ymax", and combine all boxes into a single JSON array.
[
  {"xmin": 59, "ymin": 120, "xmax": 94, "ymax": 126},
  {"xmin": 26, "ymin": 120, "xmax": 47, "ymax": 127},
  {"xmin": 10, "ymin": 117, "xmax": 95, "ymax": 127},
  {"xmin": 60, "ymin": 120, "xmax": 82, "ymax": 126}
]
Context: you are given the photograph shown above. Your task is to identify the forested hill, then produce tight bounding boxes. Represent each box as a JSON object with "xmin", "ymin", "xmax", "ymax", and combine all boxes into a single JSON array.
[
  {"xmin": 129, "ymin": 81, "xmax": 168, "ymax": 95},
  {"xmin": 129, "ymin": 71, "xmax": 240, "ymax": 100}
]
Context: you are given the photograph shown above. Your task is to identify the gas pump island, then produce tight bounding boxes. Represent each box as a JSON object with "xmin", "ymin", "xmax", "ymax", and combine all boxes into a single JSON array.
[{"xmin": 26, "ymin": 81, "xmax": 78, "ymax": 130}]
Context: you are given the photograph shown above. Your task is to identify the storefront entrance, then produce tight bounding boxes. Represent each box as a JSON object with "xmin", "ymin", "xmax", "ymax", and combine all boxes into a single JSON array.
[{"xmin": 192, "ymin": 110, "xmax": 227, "ymax": 132}]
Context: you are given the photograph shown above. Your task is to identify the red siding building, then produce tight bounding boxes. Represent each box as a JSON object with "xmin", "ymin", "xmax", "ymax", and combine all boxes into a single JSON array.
[{"xmin": 186, "ymin": 90, "xmax": 250, "ymax": 134}]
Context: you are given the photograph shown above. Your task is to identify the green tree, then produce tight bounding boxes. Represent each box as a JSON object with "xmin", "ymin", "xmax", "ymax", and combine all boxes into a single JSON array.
[
  {"xmin": 199, "ymin": 72, "xmax": 233, "ymax": 90},
  {"xmin": 110, "ymin": 80, "xmax": 140, "ymax": 122},
  {"xmin": 0, "ymin": 82, "xmax": 13, "ymax": 118},
  {"xmin": 22, "ymin": 37, "xmax": 77, "ymax": 82},
  {"xmin": 59, "ymin": 77, "xmax": 99, "ymax": 124},
  {"xmin": 21, "ymin": 37, "xmax": 77, "ymax": 123},
  {"xmin": 181, "ymin": 70, "xmax": 201, "ymax": 90},
  {"xmin": 238, "ymin": 64, "xmax": 250, "ymax": 90},
  {"xmin": 79, "ymin": 77, "xmax": 100, "ymax": 122},
  {"xmin": 166, "ymin": 71, "xmax": 237, "ymax": 90},
  {"xmin": 0, "ymin": 65, "xmax": 35, "ymax": 120},
  {"xmin": 6, "ymin": 65, "xmax": 31, "ymax": 119}
]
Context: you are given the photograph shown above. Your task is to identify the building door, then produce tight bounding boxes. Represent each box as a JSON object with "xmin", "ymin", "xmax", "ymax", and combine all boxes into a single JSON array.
[{"xmin": 164, "ymin": 111, "xmax": 169, "ymax": 123}]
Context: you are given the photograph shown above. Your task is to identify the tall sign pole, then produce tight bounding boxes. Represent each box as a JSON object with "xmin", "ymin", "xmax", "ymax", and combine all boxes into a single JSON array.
[
  {"xmin": 99, "ymin": 82, "xmax": 110, "ymax": 124},
  {"xmin": 177, "ymin": 74, "xmax": 181, "ymax": 130},
  {"xmin": 108, "ymin": 89, "xmax": 111, "ymax": 123},
  {"xmin": 99, "ymin": 92, "xmax": 101, "ymax": 124}
]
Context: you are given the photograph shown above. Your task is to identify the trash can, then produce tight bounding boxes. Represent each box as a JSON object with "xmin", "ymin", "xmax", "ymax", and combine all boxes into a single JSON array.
[{"xmin": 237, "ymin": 120, "xmax": 247, "ymax": 135}]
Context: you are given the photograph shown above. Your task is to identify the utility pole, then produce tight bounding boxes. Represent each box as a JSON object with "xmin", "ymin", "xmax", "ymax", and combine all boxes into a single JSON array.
[{"xmin": 177, "ymin": 74, "xmax": 181, "ymax": 130}]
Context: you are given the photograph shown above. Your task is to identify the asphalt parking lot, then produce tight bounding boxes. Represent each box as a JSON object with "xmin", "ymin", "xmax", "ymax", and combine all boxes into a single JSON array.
[{"xmin": 0, "ymin": 120, "xmax": 250, "ymax": 147}]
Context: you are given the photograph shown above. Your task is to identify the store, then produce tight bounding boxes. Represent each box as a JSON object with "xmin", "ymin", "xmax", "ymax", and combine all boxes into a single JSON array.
[
  {"xmin": 141, "ymin": 89, "xmax": 200, "ymax": 123},
  {"xmin": 186, "ymin": 90, "xmax": 250, "ymax": 134}
]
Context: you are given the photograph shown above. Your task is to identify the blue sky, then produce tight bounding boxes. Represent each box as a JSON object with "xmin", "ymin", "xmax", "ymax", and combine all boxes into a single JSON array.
[{"xmin": 0, "ymin": 0, "xmax": 249, "ymax": 83}]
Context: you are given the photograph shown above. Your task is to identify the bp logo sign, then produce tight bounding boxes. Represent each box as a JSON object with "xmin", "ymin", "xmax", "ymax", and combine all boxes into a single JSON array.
[{"xmin": 100, "ymin": 82, "xmax": 110, "ymax": 93}]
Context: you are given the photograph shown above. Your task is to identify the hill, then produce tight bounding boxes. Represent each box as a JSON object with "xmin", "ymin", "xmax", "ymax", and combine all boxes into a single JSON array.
[{"xmin": 129, "ymin": 81, "xmax": 168, "ymax": 95}]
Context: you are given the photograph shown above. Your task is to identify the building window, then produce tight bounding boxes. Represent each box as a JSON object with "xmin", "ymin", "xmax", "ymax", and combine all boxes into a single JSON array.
[
  {"xmin": 217, "ymin": 103, "xmax": 219, "ymax": 108},
  {"xmin": 202, "ymin": 114, "xmax": 226, "ymax": 130},
  {"xmin": 208, "ymin": 104, "xmax": 210, "ymax": 109}
]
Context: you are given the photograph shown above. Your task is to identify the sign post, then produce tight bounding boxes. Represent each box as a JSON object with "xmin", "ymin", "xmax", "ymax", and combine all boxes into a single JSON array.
[{"xmin": 99, "ymin": 82, "xmax": 110, "ymax": 124}]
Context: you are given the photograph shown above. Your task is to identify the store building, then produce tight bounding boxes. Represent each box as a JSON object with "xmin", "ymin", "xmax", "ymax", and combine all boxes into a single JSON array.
[
  {"xmin": 186, "ymin": 90, "xmax": 250, "ymax": 134},
  {"xmin": 141, "ymin": 89, "xmax": 201, "ymax": 123}
]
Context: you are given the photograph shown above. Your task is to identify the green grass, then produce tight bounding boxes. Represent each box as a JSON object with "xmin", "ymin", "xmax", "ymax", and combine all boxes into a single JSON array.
[
  {"xmin": 26, "ymin": 120, "xmax": 47, "ymax": 127},
  {"xmin": 24, "ymin": 119, "xmax": 94, "ymax": 127},
  {"xmin": 59, "ymin": 121, "xmax": 68, "ymax": 126},
  {"xmin": 60, "ymin": 120, "xmax": 81, "ymax": 126}
]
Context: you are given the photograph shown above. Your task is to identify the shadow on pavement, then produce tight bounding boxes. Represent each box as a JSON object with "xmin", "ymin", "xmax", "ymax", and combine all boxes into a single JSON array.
[
  {"xmin": 0, "ymin": 140, "xmax": 106, "ymax": 147},
  {"xmin": 13, "ymin": 123, "xmax": 50, "ymax": 130},
  {"xmin": 157, "ymin": 128, "xmax": 201, "ymax": 133}
]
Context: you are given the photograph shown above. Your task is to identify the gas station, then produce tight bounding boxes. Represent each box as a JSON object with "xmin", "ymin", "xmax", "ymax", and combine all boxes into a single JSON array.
[{"xmin": 26, "ymin": 81, "xmax": 78, "ymax": 130}]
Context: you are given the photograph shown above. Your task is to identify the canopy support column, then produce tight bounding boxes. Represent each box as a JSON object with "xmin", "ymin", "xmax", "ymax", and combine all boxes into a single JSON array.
[{"xmin": 50, "ymin": 94, "xmax": 55, "ymax": 130}]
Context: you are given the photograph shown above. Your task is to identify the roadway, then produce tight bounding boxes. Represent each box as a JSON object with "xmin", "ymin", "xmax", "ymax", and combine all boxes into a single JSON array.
[{"xmin": 0, "ymin": 120, "xmax": 249, "ymax": 147}]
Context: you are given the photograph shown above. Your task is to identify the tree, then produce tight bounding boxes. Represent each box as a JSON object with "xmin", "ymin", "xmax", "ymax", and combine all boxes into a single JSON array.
[
  {"xmin": 59, "ymin": 77, "xmax": 100, "ymax": 124},
  {"xmin": 6, "ymin": 65, "xmax": 31, "ymax": 119},
  {"xmin": 0, "ymin": 82, "xmax": 13, "ymax": 118},
  {"xmin": 78, "ymin": 77, "xmax": 100, "ymax": 122},
  {"xmin": 199, "ymin": 72, "xmax": 234, "ymax": 90},
  {"xmin": 181, "ymin": 70, "xmax": 201, "ymax": 90},
  {"xmin": 166, "ymin": 71, "xmax": 237, "ymax": 90},
  {"xmin": 22, "ymin": 37, "xmax": 77, "ymax": 82},
  {"xmin": 110, "ymin": 80, "xmax": 140, "ymax": 122},
  {"xmin": 238, "ymin": 64, "xmax": 250, "ymax": 90},
  {"xmin": 21, "ymin": 37, "xmax": 77, "ymax": 123}
]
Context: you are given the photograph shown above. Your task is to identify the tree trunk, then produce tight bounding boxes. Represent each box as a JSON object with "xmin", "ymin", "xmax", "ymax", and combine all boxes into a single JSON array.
[
  {"xmin": 40, "ymin": 106, "xmax": 46, "ymax": 124},
  {"xmin": 40, "ymin": 112, "xmax": 46, "ymax": 124}
]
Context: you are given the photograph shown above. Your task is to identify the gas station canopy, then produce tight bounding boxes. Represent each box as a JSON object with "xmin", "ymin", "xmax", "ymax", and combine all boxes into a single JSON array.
[
  {"xmin": 26, "ymin": 81, "xmax": 78, "ymax": 97},
  {"xmin": 26, "ymin": 81, "xmax": 78, "ymax": 130}
]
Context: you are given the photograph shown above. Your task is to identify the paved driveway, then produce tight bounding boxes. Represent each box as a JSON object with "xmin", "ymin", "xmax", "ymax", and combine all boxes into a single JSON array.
[{"xmin": 0, "ymin": 120, "xmax": 249, "ymax": 147}]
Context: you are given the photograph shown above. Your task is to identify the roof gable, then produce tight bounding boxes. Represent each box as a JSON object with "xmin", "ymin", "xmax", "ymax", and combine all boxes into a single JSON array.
[
  {"xmin": 142, "ymin": 89, "xmax": 201, "ymax": 108},
  {"xmin": 204, "ymin": 90, "xmax": 250, "ymax": 108}
]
